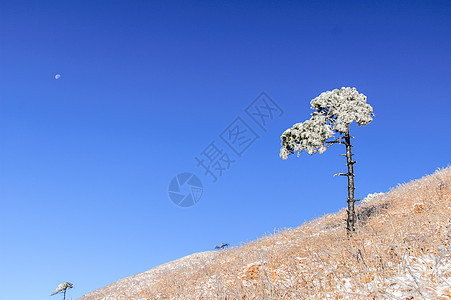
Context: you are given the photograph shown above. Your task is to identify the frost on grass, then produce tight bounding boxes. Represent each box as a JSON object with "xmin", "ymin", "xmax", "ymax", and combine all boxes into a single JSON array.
[
  {"xmin": 361, "ymin": 192, "xmax": 385, "ymax": 205},
  {"xmin": 79, "ymin": 167, "xmax": 451, "ymax": 300}
]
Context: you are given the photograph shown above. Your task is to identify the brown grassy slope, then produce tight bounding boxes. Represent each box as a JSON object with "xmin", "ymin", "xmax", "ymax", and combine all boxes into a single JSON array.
[{"xmin": 80, "ymin": 166, "xmax": 451, "ymax": 300}]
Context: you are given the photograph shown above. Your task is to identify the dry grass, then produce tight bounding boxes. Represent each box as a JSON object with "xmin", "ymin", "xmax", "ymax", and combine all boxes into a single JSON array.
[{"xmin": 80, "ymin": 166, "xmax": 451, "ymax": 300}]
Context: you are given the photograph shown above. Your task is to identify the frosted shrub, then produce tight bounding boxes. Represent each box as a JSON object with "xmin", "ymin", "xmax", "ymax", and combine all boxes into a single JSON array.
[{"xmin": 361, "ymin": 192, "xmax": 385, "ymax": 205}]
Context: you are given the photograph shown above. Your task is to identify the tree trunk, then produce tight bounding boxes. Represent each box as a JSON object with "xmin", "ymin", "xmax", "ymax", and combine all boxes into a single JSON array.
[{"xmin": 344, "ymin": 127, "xmax": 356, "ymax": 235}]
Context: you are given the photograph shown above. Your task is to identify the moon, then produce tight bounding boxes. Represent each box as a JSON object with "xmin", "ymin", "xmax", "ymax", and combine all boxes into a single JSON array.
[{"xmin": 55, "ymin": 74, "xmax": 61, "ymax": 79}]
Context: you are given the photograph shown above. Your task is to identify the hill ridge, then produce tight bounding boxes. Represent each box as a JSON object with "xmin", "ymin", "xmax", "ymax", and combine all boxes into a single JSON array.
[{"xmin": 80, "ymin": 166, "xmax": 451, "ymax": 299}]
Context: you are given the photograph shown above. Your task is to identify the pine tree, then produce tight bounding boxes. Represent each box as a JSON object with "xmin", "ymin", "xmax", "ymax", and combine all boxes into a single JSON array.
[
  {"xmin": 50, "ymin": 282, "xmax": 73, "ymax": 300},
  {"xmin": 280, "ymin": 87, "xmax": 374, "ymax": 234}
]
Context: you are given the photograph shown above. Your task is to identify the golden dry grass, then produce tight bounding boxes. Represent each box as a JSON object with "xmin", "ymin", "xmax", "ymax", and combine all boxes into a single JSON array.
[{"xmin": 81, "ymin": 166, "xmax": 451, "ymax": 300}]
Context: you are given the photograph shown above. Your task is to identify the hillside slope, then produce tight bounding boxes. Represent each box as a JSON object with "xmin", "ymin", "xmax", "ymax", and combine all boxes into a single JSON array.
[{"xmin": 80, "ymin": 167, "xmax": 451, "ymax": 299}]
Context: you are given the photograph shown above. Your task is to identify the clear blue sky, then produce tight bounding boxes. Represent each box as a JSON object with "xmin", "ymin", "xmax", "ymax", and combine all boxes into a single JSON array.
[{"xmin": 0, "ymin": 0, "xmax": 450, "ymax": 299}]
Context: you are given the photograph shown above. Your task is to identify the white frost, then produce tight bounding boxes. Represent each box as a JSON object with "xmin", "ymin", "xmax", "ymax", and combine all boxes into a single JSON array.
[
  {"xmin": 361, "ymin": 192, "xmax": 385, "ymax": 205},
  {"xmin": 280, "ymin": 87, "xmax": 374, "ymax": 159}
]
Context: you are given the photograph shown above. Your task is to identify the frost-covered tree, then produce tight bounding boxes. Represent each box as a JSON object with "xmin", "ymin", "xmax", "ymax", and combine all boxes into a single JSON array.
[
  {"xmin": 280, "ymin": 87, "xmax": 374, "ymax": 234},
  {"xmin": 50, "ymin": 282, "xmax": 73, "ymax": 300}
]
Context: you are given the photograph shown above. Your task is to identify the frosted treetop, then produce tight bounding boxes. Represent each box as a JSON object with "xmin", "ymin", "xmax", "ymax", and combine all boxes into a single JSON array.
[{"xmin": 280, "ymin": 87, "xmax": 374, "ymax": 159}]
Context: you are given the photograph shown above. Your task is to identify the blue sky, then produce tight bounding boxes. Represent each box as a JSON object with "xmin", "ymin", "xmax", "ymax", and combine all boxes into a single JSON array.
[{"xmin": 0, "ymin": 0, "xmax": 450, "ymax": 299}]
